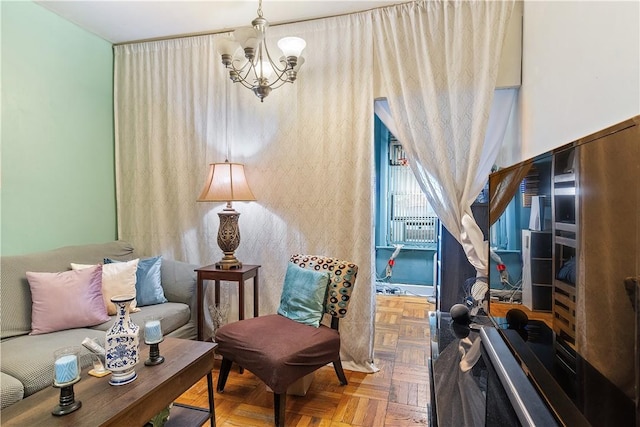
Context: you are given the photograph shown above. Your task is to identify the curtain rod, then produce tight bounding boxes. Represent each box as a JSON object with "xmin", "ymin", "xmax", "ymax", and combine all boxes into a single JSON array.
[{"xmin": 113, "ymin": 1, "xmax": 412, "ymax": 46}]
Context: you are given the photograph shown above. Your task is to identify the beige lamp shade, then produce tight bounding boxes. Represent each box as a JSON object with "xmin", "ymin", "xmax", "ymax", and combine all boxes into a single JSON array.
[
  {"xmin": 197, "ymin": 161, "xmax": 256, "ymax": 202},
  {"xmin": 197, "ymin": 161, "xmax": 255, "ymax": 270}
]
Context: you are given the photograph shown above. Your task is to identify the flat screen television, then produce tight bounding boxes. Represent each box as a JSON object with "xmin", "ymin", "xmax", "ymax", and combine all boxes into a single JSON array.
[{"xmin": 487, "ymin": 116, "xmax": 639, "ymax": 426}]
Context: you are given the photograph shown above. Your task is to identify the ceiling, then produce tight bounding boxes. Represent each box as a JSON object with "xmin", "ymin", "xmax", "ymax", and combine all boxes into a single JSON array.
[{"xmin": 35, "ymin": 0, "xmax": 406, "ymax": 44}]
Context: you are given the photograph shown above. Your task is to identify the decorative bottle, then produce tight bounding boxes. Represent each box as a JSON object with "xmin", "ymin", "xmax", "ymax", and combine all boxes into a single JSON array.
[{"xmin": 105, "ymin": 295, "xmax": 140, "ymax": 386}]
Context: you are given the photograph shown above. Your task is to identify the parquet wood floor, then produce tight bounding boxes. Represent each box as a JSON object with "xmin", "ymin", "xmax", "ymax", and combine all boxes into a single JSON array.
[
  {"xmin": 174, "ymin": 295, "xmax": 434, "ymax": 426},
  {"xmin": 489, "ymin": 301, "xmax": 553, "ymax": 329}
]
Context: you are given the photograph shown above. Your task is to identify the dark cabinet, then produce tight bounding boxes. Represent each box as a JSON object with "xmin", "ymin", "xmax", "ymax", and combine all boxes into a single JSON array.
[
  {"xmin": 436, "ymin": 203, "xmax": 488, "ymax": 312},
  {"xmin": 485, "ymin": 116, "xmax": 640, "ymax": 427}
]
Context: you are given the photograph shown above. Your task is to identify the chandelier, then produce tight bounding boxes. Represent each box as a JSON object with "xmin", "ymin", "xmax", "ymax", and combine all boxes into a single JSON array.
[{"xmin": 217, "ymin": 0, "xmax": 306, "ymax": 102}]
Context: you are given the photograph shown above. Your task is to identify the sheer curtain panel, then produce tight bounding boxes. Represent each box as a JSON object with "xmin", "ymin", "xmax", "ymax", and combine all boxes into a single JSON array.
[{"xmin": 372, "ymin": 1, "xmax": 515, "ymax": 277}]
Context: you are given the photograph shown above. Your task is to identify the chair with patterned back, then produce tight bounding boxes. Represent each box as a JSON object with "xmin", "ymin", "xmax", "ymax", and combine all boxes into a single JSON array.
[{"xmin": 215, "ymin": 254, "xmax": 358, "ymax": 427}]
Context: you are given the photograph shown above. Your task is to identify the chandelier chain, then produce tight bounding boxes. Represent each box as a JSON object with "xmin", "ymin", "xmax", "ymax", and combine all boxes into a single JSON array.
[
  {"xmin": 225, "ymin": 74, "xmax": 230, "ymax": 162},
  {"xmin": 257, "ymin": 0, "xmax": 263, "ymax": 18}
]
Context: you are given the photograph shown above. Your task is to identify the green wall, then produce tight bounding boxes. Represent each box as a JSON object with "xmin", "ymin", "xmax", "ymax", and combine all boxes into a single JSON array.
[{"xmin": 1, "ymin": 1, "xmax": 116, "ymax": 256}]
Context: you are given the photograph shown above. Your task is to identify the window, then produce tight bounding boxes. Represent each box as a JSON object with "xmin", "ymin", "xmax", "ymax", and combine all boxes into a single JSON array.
[{"xmin": 381, "ymin": 132, "xmax": 438, "ymax": 248}]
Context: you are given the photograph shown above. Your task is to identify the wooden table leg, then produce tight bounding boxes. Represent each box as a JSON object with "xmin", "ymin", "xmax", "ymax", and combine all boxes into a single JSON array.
[
  {"xmin": 253, "ymin": 271, "xmax": 259, "ymax": 318},
  {"xmin": 207, "ymin": 371, "xmax": 215, "ymax": 426},
  {"xmin": 238, "ymin": 279, "xmax": 245, "ymax": 321},
  {"xmin": 237, "ymin": 278, "xmax": 245, "ymax": 375},
  {"xmin": 197, "ymin": 274, "xmax": 203, "ymax": 341},
  {"xmin": 214, "ymin": 280, "xmax": 220, "ymax": 308}
]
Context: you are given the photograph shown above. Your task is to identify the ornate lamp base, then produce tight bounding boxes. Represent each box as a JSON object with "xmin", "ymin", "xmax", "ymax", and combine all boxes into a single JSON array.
[
  {"xmin": 215, "ymin": 258, "xmax": 242, "ymax": 270},
  {"xmin": 52, "ymin": 377, "xmax": 82, "ymax": 416},
  {"xmin": 216, "ymin": 207, "xmax": 243, "ymax": 270}
]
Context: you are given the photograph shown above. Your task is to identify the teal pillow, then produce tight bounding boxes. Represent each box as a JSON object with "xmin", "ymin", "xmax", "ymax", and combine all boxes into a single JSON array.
[
  {"xmin": 104, "ymin": 256, "xmax": 167, "ymax": 306},
  {"xmin": 277, "ymin": 262, "xmax": 330, "ymax": 328}
]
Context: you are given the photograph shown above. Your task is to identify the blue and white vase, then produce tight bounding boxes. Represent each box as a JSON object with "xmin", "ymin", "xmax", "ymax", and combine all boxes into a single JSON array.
[{"xmin": 105, "ymin": 295, "xmax": 139, "ymax": 386}]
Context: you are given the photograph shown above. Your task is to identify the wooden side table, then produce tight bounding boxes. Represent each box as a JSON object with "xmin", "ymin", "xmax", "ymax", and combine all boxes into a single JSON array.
[{"xmin": 195, "ymin": 264, "xmax": 261, "ymax": 341}]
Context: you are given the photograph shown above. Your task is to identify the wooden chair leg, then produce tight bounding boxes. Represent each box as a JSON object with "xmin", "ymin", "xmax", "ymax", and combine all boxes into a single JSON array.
[
  {"xmin": 273, "ymin": 392, "xmax": 286, "ymax": 427},
  {"xmin": 333, "ymin": 359, "xmax": 348, "ymax": 385},
  {"xmin": 217, "ymin": 358, "xmax": 233, "ymax": 392}
]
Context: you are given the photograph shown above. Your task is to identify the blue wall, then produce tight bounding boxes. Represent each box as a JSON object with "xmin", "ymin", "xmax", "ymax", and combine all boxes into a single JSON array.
[
  {"xmin": 374, "ymin": 115, "xmax": 435, "ymax": 286},
  {"xmin": 489, "ymin": 250, "xmax": 522, "ymax": 289},
  {"xmin": 375, "ymin": 246, "xmax": 436, "ymax": 285}
]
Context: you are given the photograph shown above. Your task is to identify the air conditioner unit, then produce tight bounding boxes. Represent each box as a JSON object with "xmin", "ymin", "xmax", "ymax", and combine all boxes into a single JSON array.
[{"xmin": 404, "ymin": 221, "xmax": 435, "ymax": 243}]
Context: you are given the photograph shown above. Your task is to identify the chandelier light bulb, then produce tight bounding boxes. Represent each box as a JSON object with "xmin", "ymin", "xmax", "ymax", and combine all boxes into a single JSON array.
[
  {"xmin": 233, "ymin": 27, "xmax": 260, "ymax": 50},
  {"xmin": 277, "ymin": 37, "xmax": 306, "ymax": 58},
  {"xmin": 218, "ymin": 36, "xmax": 241, "ymax": 56},
  {"xmin": 234, "ymin": 54, "xmax": 249, "ymax": 69},
  {"xmin": 292, "ymin": 56, "xmax": 305, "ymax": 72},
  {"xmin": 256, "ymin": 60, "xmax": 274, "ymax": 80},
  {"xmin": 283, "ymin": 56, "xmax": 305, "ymax": 82},
  {"xmin": 218, "ymin": 37, "xmax": 241, "ymax": 66}
]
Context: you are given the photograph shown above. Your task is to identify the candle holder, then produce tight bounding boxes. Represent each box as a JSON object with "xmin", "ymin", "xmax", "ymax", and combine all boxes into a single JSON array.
[
  {"xmin": 52, "ymin": 346, "xmax": 82, "ymax": 416},
  {"xmin": 144, "ymin": 316, "xmax": 165, "ymax": 366}
]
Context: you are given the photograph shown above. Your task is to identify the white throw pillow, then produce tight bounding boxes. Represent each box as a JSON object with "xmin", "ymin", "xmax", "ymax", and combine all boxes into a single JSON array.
[{"xmin": 71, "ymin": 259, "xmax": 140, "ymax": 315}]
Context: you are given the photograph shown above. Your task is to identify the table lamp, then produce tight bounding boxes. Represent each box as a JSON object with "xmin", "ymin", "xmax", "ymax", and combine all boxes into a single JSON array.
[{"xmin": 197, "ymin": 160, "xmax": 256, "ymax": 269}]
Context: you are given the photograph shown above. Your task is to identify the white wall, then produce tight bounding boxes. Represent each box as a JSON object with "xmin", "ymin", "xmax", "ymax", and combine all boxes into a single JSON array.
[
  {"xmin": 518, "ymin": 0, "xmax": 640, "ymax": 162},
  {"xmin": 496, "ymin": 0, "xmax": 523, "ymax": 89}
]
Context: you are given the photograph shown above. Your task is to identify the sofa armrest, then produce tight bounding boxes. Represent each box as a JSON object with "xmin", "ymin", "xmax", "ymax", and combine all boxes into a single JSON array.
[{"xmin": 160, "ymin": 259, "xmax": 197, "ymax": 305}]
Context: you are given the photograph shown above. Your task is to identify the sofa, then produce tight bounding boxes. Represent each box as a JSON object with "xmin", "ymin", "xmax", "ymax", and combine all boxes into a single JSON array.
[{"xmin": 0, "ymin": 240, "xmax": 198, "ymax": 409}]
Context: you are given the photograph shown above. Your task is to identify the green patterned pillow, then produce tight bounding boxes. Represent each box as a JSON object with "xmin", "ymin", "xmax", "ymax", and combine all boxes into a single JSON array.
[{"xmin": 277, "ymin": 262, "xmax": 330, "ymax": 327}]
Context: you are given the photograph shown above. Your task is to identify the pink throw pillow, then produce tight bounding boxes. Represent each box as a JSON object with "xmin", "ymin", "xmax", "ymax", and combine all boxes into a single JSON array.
[{"xmin": 27, "ymin": 264, "xmax": 110, "ymax": 335}]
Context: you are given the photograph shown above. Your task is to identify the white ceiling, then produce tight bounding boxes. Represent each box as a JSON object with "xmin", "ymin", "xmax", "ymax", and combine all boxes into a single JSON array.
[{"xmin": 35, "ymin": 0, "xmax": 406, "ymax": 44}]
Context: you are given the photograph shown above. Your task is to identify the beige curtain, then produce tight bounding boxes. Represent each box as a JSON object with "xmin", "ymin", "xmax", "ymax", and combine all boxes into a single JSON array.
[
  {"xmin": 114, "ymin": 13, "xmax": 377, "ymax": 372},
  {"xmin": 372, "ymin": 1, "xmax": 515, "ymax": 277},
  {"xmin": 113, "ymin": 36, "xmax": 223, "ymax": 262},
  {"xmin": 489, "ymin": 162, "xmax": 531, "ymax": 225}
]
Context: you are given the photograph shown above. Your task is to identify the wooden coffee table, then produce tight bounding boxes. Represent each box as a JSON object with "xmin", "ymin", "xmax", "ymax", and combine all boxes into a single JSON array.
[{"xmin": 1, "ymin": 338, "xmax": 217, "ymax": 426}]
